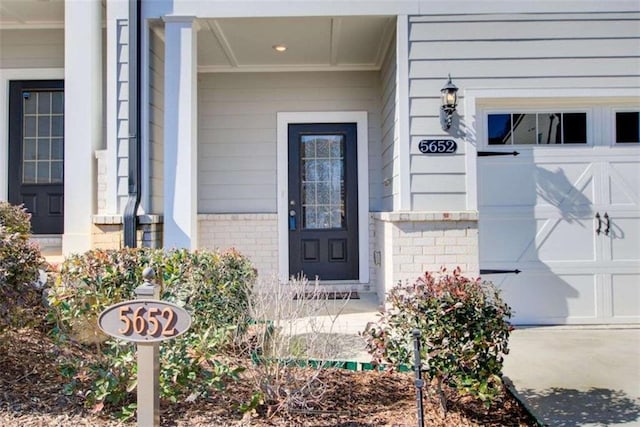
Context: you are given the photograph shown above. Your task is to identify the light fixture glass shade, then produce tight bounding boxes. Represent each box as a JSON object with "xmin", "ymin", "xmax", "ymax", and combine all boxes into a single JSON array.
[
  {"xmin": 440, "ymin": 77, "xmax": 458, "ymax": 109},
  {"xmin": 439, "ymin": 75, "xmax": 459, "ymax": 131}
]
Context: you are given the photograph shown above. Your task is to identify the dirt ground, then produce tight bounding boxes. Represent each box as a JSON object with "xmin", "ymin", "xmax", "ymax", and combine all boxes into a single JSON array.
[{"xmin": 0, "ymin": 326, "xmax": 536, "ymax": 427}]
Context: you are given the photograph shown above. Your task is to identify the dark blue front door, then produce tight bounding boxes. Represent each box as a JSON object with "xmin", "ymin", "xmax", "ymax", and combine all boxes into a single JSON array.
[{"xmin": 288, "ymin": 123, "xmax": 359, "ymax": 280}]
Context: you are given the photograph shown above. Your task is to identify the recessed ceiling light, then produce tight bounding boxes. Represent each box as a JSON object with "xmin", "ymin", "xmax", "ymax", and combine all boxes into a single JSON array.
[{"xmin": 273, "ymin": 44, "xmax": 287, "ymax": 52}]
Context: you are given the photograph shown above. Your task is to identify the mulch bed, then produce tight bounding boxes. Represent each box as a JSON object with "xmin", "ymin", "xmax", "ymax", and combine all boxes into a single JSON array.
[{"xmin": 0, "ymin": 326, "xmax": 536, "ymax": 426}]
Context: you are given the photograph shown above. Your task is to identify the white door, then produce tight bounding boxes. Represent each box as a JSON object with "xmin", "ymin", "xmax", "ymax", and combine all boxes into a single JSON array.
[{"xmin": 478, "ymin": 109, "xmax": 640, "ymax": 325}]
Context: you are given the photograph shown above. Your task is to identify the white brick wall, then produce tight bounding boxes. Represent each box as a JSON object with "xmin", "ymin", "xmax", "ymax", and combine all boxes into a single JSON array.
[
  {"xmin": 372, "ymin": 211, "xmax": 479, "ymax": 300},
  {"xmin": 197, "ymin": 212, "xmax": 478, "ymax": 301},
  {"xmin": 198, "ymin": 214, "xmax": 278, "ymax": 277}
]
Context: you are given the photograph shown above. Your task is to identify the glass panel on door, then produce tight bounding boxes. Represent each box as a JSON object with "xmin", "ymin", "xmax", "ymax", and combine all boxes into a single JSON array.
[
  {"xmin": 301, "ymin": 135, "xmax": 345, "ymax": 230},
  {"xmin": 22, "ymin": 90, "xmax": 64, "ymax": 184}
]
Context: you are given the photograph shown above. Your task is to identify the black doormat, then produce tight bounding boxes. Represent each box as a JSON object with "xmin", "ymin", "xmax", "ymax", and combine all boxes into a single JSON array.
[{"xmin": 293, "ymin": 291, "xmax": 359, "ymax": 300}]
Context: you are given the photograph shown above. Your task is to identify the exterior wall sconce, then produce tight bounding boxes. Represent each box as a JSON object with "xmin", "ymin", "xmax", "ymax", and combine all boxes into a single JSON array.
[{"xmin": 440, "ymin": 75, "xmax": 459, "ymax": 131}]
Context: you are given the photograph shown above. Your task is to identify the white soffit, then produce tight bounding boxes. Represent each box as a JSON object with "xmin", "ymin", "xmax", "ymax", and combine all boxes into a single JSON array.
[
  {"xmin": 197, "ymin": 16, "xmax": 395, "ymax": 72},
  {"xmin": 0, "ymin": 0, "xmax": 65, "ymax": 29},
  {"xmin": 0, "ymin": 2, "xmax": 395, "ymax": 72}
]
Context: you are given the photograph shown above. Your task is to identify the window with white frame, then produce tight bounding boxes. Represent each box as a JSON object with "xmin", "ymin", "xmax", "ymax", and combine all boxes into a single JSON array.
[
  {"xmin": 615, "ymin": 111, "xmax": 640, "ymax": 143},
  {"xmin": 488, "ymin": 112, "xmax": 587, "ymax": 145}
]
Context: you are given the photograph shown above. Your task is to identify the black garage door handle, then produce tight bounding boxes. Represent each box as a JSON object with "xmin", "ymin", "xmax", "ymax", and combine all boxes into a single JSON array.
[{"xmin": 480, "ymin": 269, "xmax": 522, "ymax": 275}]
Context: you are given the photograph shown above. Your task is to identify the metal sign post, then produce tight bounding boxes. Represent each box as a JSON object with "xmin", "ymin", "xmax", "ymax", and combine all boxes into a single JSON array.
[
  {"xmin": 135, "ymin": 267, "xmax": 160, "ymax": 427},
  {"xmin": 412, "ymin": 329, "xmax": 425, "ymax": 427},
  {"xmin": 98, "ymin": 267, "xmax": 192, "ymax": 427}
]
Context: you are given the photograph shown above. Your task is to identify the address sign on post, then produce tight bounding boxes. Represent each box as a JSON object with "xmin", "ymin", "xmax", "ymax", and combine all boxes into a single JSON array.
[
  {"xmin": 98, "ymin": 299, "xmax": 192, "ymax": 343},
  {"xmin": 418, "ymin": 139, "xmax": 458, "ymax": 154}
]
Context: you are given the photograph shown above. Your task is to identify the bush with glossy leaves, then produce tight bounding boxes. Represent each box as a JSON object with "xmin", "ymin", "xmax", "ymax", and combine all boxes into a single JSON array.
[
  {"xmin": 363, "ymin": 267, "xmax": 512, "ymax": 413},
  {"xmin": 47, "ymin": 247, "xmax": 256, "ymax": 418}
]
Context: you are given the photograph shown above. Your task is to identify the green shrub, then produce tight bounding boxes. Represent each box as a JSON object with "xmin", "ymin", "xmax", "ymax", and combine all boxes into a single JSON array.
[
  {"xmin": 363, "ymin": 267, "xmax": 512, "ymax": 412},
  {"xmin": 47, "ymin": 247, "xmax": 256, "ymax": 417},
  {"xmin": 0, "ymin": 202, "xmax": 45, "ymax": 329}
]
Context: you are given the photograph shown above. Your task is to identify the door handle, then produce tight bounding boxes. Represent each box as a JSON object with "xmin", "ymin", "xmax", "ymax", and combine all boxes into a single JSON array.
[
  {"xmin": 604, "ymin": 212, "xmax": 610, "ymax": 236},
  {"xmin": 289, "ymin": 209, "xmax": 296, "ymax": 231},
  {"xmin": 595, "ymin": 212, "xmax": 602, "ymax": 235}
]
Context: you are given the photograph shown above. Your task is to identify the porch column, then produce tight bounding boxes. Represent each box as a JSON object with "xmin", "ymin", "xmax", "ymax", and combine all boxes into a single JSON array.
[
  {"xmin": 63, "ymin": 0, "xmax": 102, "ymax": 254},
  {"xmin": 162, "ymin": 16, "xmax": 199, "ymax": 249}
]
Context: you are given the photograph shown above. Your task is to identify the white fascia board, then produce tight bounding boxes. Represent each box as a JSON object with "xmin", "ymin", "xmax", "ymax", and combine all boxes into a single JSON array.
[
  {"xmin": 145, "ymin": 0, "xmax": 637, "ymax": 19},
  {"xmin": 416, "ymin": 0, "xmax": 640, "ymax": 14},
  {"xmin": 169, "ymin": 0, "xmax": 421, "ymax": 18},
  {"xmin": 0, "ymin": 68, "xmax": 64, "ymax": 201}
]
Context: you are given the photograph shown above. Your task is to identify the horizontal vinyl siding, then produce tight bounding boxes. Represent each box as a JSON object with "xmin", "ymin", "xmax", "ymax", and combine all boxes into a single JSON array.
[
  {"xmin": 198, "ymin": 71, "xmax": 383, "ymax": 213},
  {"xmin": 115, "ymin": 20, "xmax": 129, "ymax": 212},
  {"xmin": 0, "ymin": 29, "xmax": 64, "ymax": 69},
  {"xmin": 380, "ymin": 33, "xmax": 398, "ymax": 212},
  {"xmin": 408, "ymin": 12, "xmax": 640, "ymax": 211},
  {"xmin": 148, "ymin": 30, "xmax": 164, "ymax": 214}
]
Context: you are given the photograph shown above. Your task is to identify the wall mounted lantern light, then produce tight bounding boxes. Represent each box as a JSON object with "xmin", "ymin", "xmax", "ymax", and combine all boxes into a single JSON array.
[{"xmin": 440, "ymin": 75, "xmax": 459, "ymax": 131}]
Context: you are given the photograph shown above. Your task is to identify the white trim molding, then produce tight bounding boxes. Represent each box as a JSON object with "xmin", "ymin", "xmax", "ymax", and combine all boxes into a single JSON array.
[
  {"xmin": 463, "ymin": 87, "xmax": 640, "ymax": 211},
  {"xmin": 163, "ymin": 15, "xmax": 199, "ymax": 249},
  {"xmin": 277, "ymin": 111, "xmax": 369, "ymax": 284},
  {"xmin": 0, "ymin": 68, "xmax": 64, "ymax": 201},
  {"xmin": 396, "ymin": 15, "xmax": 411, "ymax": 211},
  {"xmin": 63, "ymin": 0, "xmax": 103, "ymax": 254}
]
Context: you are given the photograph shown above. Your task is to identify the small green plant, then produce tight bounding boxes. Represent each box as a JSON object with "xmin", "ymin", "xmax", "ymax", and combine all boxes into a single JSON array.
[
  {"xmin": 47, "ymin": 247, "xmax": 256, "ymax": 418},
  {"xmin": 0, "ymin": 202, "xmax": 46, "ymax": 329},
  {"xmin": 363, "ymin": 267, "xmax": 512, "ymax": 413}
]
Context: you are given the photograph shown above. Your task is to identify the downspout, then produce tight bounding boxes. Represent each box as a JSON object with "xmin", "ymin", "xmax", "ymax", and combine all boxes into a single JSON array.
[{"xmin": 123, "ymin": 0, "xmax": 141, "ymax": 247}]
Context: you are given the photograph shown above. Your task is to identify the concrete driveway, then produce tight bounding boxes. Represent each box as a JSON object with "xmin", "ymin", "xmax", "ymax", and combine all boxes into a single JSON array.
[
  {"xmin": 503, "ymin": 327, "xmax": 640, "ymax": 427},
  {"xmin": 286, "ymin": 296, "xmax": 640, "ymax": 426}
]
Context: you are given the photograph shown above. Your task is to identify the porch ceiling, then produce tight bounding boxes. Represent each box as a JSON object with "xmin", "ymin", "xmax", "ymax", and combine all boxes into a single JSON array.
[
  {"xmin": 0, "ymin": 0, "xmax": 65, "ymax": 28},
  {"xmin": 196, "ymin": 16, "xmax": 396, "ymax": 72},
  {"xmin": 0, "ymin": 2, "xmax": 395, "ymax": 72}
]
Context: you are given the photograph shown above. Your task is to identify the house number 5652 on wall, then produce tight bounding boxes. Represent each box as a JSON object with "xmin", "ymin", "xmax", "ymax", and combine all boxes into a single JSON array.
[
  {"xmin": 418, "ymin": 139, "xmax": 458, "ymax": 154},
  {"xmin": 99, "ymin": 300, "xmax": 192, "ymax": 343}
]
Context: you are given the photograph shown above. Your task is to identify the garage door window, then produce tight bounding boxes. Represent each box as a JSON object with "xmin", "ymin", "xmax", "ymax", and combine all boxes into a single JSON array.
[
  {"xmin": 615, "ymin": 112, "xmax": 639, "ymax": 143},
  {"xmin": 488, "ymin": 112, "xmax": 587, "ymax": 145}
]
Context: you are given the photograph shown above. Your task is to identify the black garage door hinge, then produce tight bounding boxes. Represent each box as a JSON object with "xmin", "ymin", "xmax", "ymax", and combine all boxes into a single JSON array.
[
  {"xmin": 477, "ymin": 151, "xmax": 520, "ymax": 157},
  {"xmin": 480, "ymin": 269, "xmax": 522, "ymax": 275}
]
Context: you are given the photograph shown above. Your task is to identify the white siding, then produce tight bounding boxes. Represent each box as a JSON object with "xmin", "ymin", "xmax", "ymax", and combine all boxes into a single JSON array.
[
  {"xmin": 198, "ymin": 71, "xmax": 383, "ymax": 213},
  {"xmin": 115, "ymin": 20, "xmax": 129, "ymax": 212},
  {"xmin": 408, "ymin": 12, "xmax": 640, "ymax": 211},
  {"xmin": 0, "ymin": 29, "xmax": 64, "ymax": 69},
  {"xmin": 379, "ymin": 32, "xmax": 399, "ymax": 211},
  {"xmin": 148, "ymin": 29, "xmax": 164, "ymax": 214}
]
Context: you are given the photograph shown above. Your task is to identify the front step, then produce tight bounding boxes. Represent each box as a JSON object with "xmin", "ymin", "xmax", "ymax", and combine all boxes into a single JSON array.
[
  {"xmin": 29, "ymin": 235, "xmax": 63, "ymax": 266},
  {"xmin": 29, "ymin": 234, "xmax": 62, "ymax": 255}
]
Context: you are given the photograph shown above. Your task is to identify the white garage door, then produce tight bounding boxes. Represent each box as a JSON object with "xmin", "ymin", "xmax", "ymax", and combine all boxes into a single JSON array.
[{"xmin": 478, "ymin": 109, "xmax": 640, "ymax": 325}]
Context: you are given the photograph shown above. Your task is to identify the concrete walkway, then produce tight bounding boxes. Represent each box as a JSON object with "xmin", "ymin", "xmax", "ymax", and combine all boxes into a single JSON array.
[
  {"xmin": 503, "ymin": 327, "xmax": 640, "ymax": 427},
  {"xmin": 288, "ymin": 297, "xmax": 640, "ymax": 426}
]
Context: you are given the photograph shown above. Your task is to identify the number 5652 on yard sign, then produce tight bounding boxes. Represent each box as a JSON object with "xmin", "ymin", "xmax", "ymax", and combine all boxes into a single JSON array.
[{"xmin": 98, "ymin": 300, "xmax": 192, "ymax": 343}]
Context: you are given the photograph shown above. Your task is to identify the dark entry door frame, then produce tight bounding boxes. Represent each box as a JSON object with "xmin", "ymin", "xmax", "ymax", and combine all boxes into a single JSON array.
[
  {"xmin": 277, "ymin": 112, "xmax": 369, "ymax": 283},
  {"xmin": 7, "ymin": 80, "xmax": 65, "ymax": 234}
]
